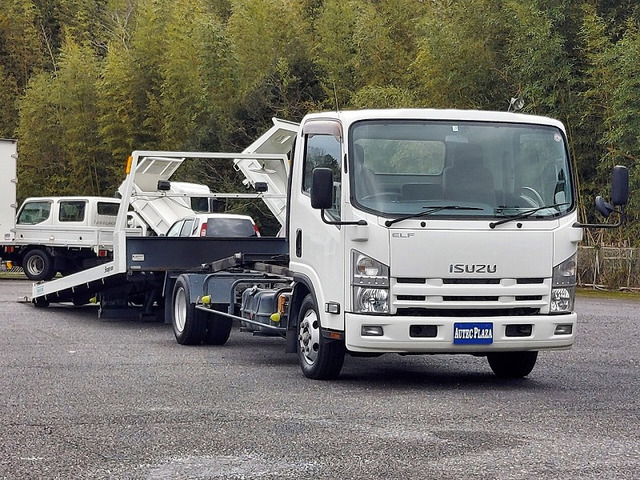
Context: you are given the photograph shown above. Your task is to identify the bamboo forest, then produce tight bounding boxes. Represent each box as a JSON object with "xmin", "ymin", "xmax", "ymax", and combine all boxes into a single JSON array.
[{"xmin": 1, "ymin": 0, "xmax": 640, "ymax": 242}]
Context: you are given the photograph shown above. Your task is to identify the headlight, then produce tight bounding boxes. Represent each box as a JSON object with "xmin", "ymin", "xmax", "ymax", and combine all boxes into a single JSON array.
[
  {"xmin": 354, "ymin": 287, "xmax": 389, "ymax": 313},
  {"xmin": 550, "ymin": 253, "xmax": 576, "ymax": 314},
  {"xmin": 352, "ymin": 251, "xmax": 389, "ymax": 314}
]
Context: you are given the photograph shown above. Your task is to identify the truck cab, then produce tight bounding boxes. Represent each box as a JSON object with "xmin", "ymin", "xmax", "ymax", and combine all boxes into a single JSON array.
[{"xmin": 288, "ymin": 108, "xmax": 625, "ymax": 379}]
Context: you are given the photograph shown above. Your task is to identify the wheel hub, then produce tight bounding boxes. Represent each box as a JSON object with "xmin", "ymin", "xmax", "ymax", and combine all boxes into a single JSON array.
[{"xmin": 298, "ymin": 311, "xmax": 320, "ymax": 365}]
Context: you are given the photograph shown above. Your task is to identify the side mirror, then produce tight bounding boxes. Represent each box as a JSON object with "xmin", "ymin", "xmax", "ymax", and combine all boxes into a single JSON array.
[
  {"xmin": 595, "ymin": 165, "xmax": 629, "ymax": 218},
  {"xmin": 310, "ymin": 168, "xmax": 334, "ymax": 210},
  {"xmin": 610, "ymin": 165, "xmax": 629, "ymax": 207},
  {"xmin": 575, "ymin": 165, "xmax": 628, "ymax": 228},
  {"xmin": 595, "ymin": 196, "xmax": 615, "ymax": 217},
  {"xmin": 310, "ymin": 167, "xmax": 368, "ymax": 227}
]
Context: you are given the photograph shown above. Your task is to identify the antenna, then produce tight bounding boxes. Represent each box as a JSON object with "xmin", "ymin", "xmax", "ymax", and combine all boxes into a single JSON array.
[{"xmin": 333, "ymin": 83, "xmax": 340, "ymax": 113}]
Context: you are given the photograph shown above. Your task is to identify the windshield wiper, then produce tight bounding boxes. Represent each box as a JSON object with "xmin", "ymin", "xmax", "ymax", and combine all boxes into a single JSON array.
[
  {"xmin": 489, "ymin": 203, "xmax": 569, "ymax": 229},
  {"xmin": 385, "ymin": 205, "xmax": 483, "ymax": 227}
]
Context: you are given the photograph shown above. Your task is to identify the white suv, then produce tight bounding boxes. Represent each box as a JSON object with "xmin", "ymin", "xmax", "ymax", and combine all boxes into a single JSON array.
[{"xmin": 165, "ymin": 213, "xmax": 260, "ymax": 238}]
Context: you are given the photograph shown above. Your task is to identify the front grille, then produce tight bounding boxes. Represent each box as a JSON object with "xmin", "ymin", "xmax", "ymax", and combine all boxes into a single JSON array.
[
  {"xmin": 443, "ymin": 278, "xmax": 501, "ymax": 285},
  {"xmin": 397, "ymin": 278, "xmax": 426, "ymax": 284},
  {"xmin": 396, "ymin": 307, "xmax": 541, "ymax": 317},
  {"xmin": 392, "ymin": 276, "xmax": 550, "ymax": 316},
  {"xmin": 397, "ymin": 295, "xmax": 426, "ymax": 301},
  {"xmin": 443, "ymin": 296, "xmax": 499, "ymax": 302}
]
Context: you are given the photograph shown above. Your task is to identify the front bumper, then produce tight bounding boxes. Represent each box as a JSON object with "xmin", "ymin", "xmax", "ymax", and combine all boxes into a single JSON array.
[{"xmin": 344, "ymin": 312, "xmax": 576, "ymax": 353}]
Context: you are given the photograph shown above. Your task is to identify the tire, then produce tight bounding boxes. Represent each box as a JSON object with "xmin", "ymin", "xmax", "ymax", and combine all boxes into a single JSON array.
[
  {"xmin": 72, "ymin": 294, "xmax": 93, "ymax": 307},
  {"xmin": 172, "ymin": 276, "xmax": 207, "ymax": 345},
  {"xmin": 33, "ymin": 297, "xmax": 50, "ymax": 308},
  {"xmin": 23, "ymin": 249, "xmax": 54, "ymax": 281},
  {"xmin": 297, "ymin": 293, "xmax": 345, "ymax": 380},
  {"xmin": 487, "ymin": 351, "xmax": 538, "ymax": 378},
  {"xmin": 205, "ymin": 306, "xmax": 233, "ymax": 345},
  {"xmin": 60, "ymin": 263, "xmax": 81, "ymax": 277}
]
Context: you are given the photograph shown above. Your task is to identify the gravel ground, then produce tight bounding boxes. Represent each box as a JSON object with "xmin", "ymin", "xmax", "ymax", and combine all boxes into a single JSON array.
[{"xmin": 0, "ymin": 279, "xmax": 638, "ymax": 479}]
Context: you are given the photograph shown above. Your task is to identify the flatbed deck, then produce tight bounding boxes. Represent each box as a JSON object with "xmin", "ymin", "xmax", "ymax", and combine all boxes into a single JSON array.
[{"xmin": 31, "ymin": 236, "xmax": 288, "ymax": 316}]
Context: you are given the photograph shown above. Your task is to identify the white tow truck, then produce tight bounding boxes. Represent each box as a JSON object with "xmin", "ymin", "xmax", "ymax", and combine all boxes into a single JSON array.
[{"xmin": 28, "ymin": 110, "xmax": 628, "ymax": 380}]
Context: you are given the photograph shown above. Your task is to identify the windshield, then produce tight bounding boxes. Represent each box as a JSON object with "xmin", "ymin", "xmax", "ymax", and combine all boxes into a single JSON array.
[
  {"xmin": 349, "ymin": 120, "xmax": 573, "ymax": 219},
  {"xmin": 17, "ymin": 201, "xmax": 52, "ymax": 225}
]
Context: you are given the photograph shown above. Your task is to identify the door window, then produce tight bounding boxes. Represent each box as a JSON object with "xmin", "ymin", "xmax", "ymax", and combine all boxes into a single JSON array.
[
  {"xmin": 303, "ymin": 133, "xmax": 341, "ymax": 220},
  {"xmin": 179, "ymin": 218, "xmax": 195, "ymax": 237},
  {"xmin": 59, "ymin": 201, "xmax": 87, "ymax": 222}
]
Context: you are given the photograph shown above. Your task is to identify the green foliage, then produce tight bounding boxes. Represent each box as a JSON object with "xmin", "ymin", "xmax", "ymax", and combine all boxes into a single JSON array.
[
  {"xmin": 312, "ymin": 0, "xmax": 359, "ymax": 106},
  {"xmin": 0, "ymin": 1, "xmax": 46, "ymax": 86},
  {"xmin": 410, "ymin": 0, "xmax": 507, "ymax": 109},
  {"xmin": 4, "ymin": 0, "xmax": 640, "ymax": 244},
  {"xmin": 0, "ymin": 65, "xmax": 19, "ymax": 136},
  {"xmin": 16, "ymin": 72, "xmax": 64, "ymax": 198},
  {"xmin": 160, "ymin": 0, "xmax": 221, "ymax": 150},
  {"xmin": 227, "ymin": 0, "xmax": 312, "ymax": 95},
  {"xmin": 351, "ymin": 85, "xmax": 416, "ymax": 109},
  {"xmin": 17, "ymin": 37, "xmax": 117, "ymax": 199},
  {"xmin": 227, "ymin": 56, "xmax": 326, "ymax": 150},
  {"xmin": 502, "ymin": 1, "xmax": 575, "ymax": 116},
  {"xmin": 313, "ymin": 0, "xmax": 425, "ymax": 108}
]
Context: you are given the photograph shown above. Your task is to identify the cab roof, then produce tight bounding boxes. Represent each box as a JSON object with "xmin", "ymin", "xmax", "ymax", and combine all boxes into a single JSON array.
[{"xmin": 301, "ymin": 108, "xmax": 565, "ymax": 131}]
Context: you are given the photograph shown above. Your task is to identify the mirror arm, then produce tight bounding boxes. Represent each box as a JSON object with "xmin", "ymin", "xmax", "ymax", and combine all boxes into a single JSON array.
[
  {"xmin": 573, "ymin": 207, "xmax": 626, "ymax": 229},
  {"xmin": 320, "ymin": 209, "xmax": 367, "ymax": 226}
]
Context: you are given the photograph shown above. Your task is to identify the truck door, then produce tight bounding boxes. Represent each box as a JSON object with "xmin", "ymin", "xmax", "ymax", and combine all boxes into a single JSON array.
[{"xmin": 289, "ymin": 120, "xmax": 345, "ymax": 332}]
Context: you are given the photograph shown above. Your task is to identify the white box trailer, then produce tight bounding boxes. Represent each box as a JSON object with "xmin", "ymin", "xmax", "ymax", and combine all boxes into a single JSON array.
[
  {"xmin": 0, "ymin": 139, "xmax": 17, "ymax": 244},
  {"xmin": 29, "ymin": 110, "xmax": 628, "ymax": 380}
]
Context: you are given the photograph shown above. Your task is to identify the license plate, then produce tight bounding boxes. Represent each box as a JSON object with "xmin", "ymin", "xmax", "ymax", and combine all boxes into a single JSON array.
[{"xmin": 453, "ymin": 322, "xmax": 493, "ymax": 345}]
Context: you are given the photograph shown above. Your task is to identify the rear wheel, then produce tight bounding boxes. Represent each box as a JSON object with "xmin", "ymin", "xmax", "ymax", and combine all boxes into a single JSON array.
[
  {"xmin": 297, "ymin": 293, "xmax": 345, "ymax": 380},
  {"xmin": 23, "ymin": 249, "xmax": 54, "ymax": 281},
  {"xmin": 172, "ymin": 276, "xmax": 207, "ymax": 345},
  {"xmin": 205, "ymin": 305, "xmax": 233, "ymax": 345},
  {"xmin": 72, "ymin": 291, "xmax": 94, "ymax": 307},
  {"xmin": 33, "ymin": 297, "xmax": 50, "ymax": 308},
  {"xmin": 487, "ymin": 351, "xmax": 538, "ymax": 378}
]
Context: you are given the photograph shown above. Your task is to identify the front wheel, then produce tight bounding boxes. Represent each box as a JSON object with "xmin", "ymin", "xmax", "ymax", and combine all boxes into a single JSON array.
[
  {"xmin": 23, "ymin": 249, "xmax": 54, "ymax": 281},
  {"xmin": 297, "ymin": 294, "xmax": 345, "ymax": 380},
  {"xmin": 172, "ymin": 276, "xmax": 207, "ymax": 345},
  {"xmin": 487, "ymin": 351, "xmax": 538, "ymax": 378}
]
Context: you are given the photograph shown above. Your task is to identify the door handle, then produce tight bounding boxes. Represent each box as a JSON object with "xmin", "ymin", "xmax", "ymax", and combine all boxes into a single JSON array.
[{"xmin": 295, "ymin": 229, "xmax": 302, "ymax": 257}]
